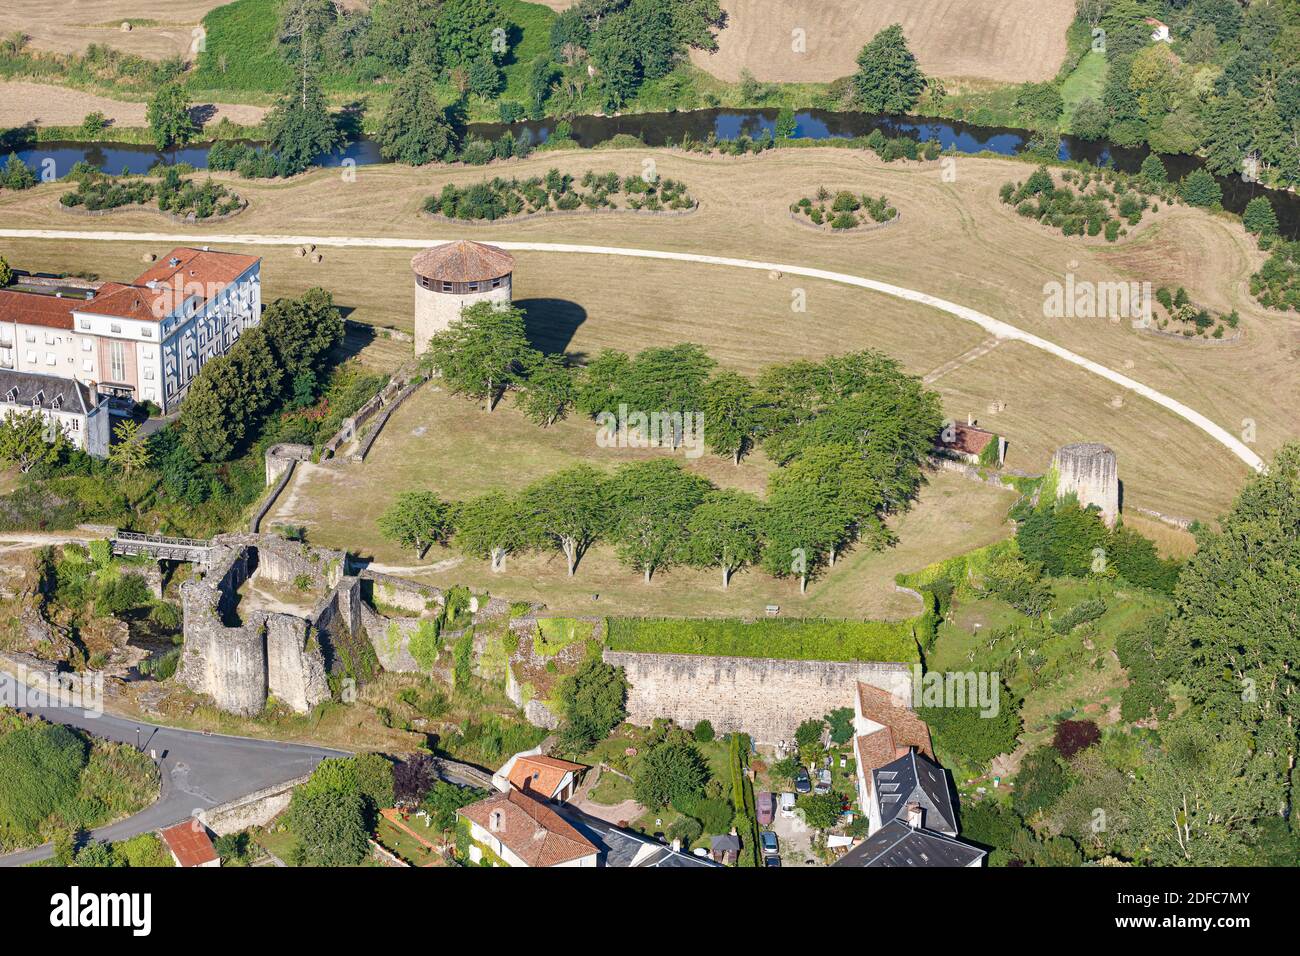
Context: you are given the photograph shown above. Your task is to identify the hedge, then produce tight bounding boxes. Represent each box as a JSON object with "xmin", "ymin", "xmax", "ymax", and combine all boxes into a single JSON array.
[
  {"xmin": 605, "ymin": 617, "xmax": 919, "ymax": 663},
  {"xmin": 895, "ymin": 539, "xmax": 1019, "ymax": 601}
]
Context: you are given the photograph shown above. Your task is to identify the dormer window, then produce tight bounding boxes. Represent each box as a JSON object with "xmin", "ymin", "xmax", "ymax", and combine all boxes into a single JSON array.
[
  {"xmin": 110, "ymin": 324, "xmax": 121, "ymax": 334},
  {"xmin": 51, "ymin": 394, "xmax": 63, "ymax": 410},
  {"xmin": 31, "ymin": 389, "xmax": 44, "ymax": 407},
  {"xmin": 4, "ymin": 387, "xmax": 16, "ymax": 403}
]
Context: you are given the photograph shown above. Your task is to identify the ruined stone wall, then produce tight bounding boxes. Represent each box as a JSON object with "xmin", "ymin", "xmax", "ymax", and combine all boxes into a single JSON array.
[
  {"xmin": 177, "ymin": 545, "xmax": 267, "ymax": 716},
  {"xmin": 361, "ymin": 605, "xmax": 423, "ymax": 672},
  {"xmin": 1053, "ymin": 442, "xmax": 1120, "ymax": 527},
  {"xmin": 361, "ymin": 570, "xmax": 441, "ymax": 615},
  {"xmin": 603, "ymin": 651, "xmax": 913, "ymax": 745},
  {"xmin": 266, "ymin": 615, "xmax": 329, "ymax": 712},
  {"xmin": 198, "ymin": 773, "xmax": 313, "ymax": 836}
]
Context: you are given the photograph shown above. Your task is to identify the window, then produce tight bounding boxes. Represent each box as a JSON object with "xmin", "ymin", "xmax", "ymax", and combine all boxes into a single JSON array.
[
  {"xmin": 24, "ymin": 351, "xmax": 35, "ymax": 364},
  {"xmin": 4, "ymin": 387, "xmax": 16, "ymax": 402},
  {"xmin": 44, "ymin": 333, "xmax": 54, "ymax": 346},
  {"xmin": 110, "ymin": 324, "xmax": 121, "ymax": 333},
  {"xmin": 68, "ymin": 417, "xmax": 79, "ymax": 431},
  {"xmin": 82, "ymin": 339, "xmax": 92, "ymax": 352},
  {"xmin": 24, "ymin": 330, "xmax": 35, "ymax": 343},
  {"xmin": 108, "ymin": 340, "xmax": 126, "ymax": 383},
  {"xmin": 142, "ymin": 327, "xmax": 153, "ymax": 338},
  {"xmin": 79, "ymin": 319, "xmax": 90, "ymax": 330},
  {"xmin": 82, "ymin": 359, "xmax": 93, "ymax": 372},
  {"xmin": 45, "ymin": 353, "xmax": 55, "ymax": 366},
  {"xmin": 143, "ymin": 368, "xmax": 154, "ymax": 381}
]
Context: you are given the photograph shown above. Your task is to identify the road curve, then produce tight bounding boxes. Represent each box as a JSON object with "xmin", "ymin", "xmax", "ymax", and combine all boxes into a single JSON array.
[
  {"xmin": 0, "ymin": 672, "xmax": 346, "ymax": 866},
  {"xmin": 0, "ymin": 228, "xmax": 1265, "ymax": 474}
]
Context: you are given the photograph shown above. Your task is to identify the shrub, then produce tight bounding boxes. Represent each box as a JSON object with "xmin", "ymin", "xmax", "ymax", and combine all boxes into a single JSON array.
[
  {"xmin": 693, "ymin": 719, "xmax": 715, "ymax": 743},
  {"xmin": 1052, "ymin": 719, "xmax": 1101, "ymax": 759}
]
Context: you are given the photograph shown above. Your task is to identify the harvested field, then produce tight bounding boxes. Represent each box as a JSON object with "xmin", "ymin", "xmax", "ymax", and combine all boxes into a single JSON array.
[
  {"xmin": 689, "ymin": 0, "xmax": 1076, "ymax": 84},
  {"xmin": 0, "ymin": 0, "xmax": 224, "ymax": 61},
  {"xmin": 0, "ymin": 81, "xmax": 268, "ymax": 129},
  {"xmin": 0, "ymin": 145, "xmax": 1286, "ymax": 522}
]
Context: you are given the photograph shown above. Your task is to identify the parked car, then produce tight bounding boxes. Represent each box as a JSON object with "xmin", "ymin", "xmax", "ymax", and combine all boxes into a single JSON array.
[
  {"xmin": 756, "ymin": 790, "xmax": 775, "ymax": 826},
  {"xmin": 764, "ymin": 854, "xmax": 782, "ymax": 867},
  {"xmin": 760, "ymin": 831, "xmax": 780, "ymax": 856},
  {"xmin": 780, "ymin": 792, "xmax": 797, "ymax": 817},
  {"xmin": 794, "ymin": 766, "xmax": 812, "ymax": 794}
]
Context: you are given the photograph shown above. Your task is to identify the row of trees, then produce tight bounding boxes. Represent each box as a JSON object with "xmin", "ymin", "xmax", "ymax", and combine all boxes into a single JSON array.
[{"xmin": 178, "ymin": 288, "xmax": 344, "ymax": 462}]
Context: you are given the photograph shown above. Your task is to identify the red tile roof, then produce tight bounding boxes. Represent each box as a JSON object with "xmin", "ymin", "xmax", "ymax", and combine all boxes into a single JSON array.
[
  {"xmin": 857, "ymin": 682, "xmax": 934, "ymax": 766},
  {"xmin": 159, "ymin": 821, "xmax": 219, "ymax": 867},
  {"xmin": 459, "ymin": 788, "xmax": 596, "ymax": 867},
  {"xmin": 133, "ymin": 247, "xmax": 261, "ymax": 291},
  {"xmin": 508, "ymin": 754, "xmax": 586, "ymax": 799},
  {"xmin": 0, "ymin": 289, "xmax": 77, "ymax": 330},
  {"xmin": 411, "ymin": 240, "xmax": 514, "ymax": 283},
  {"xmin": 939, "ymin": 422, "xmax": 996, "ymax": 458}
]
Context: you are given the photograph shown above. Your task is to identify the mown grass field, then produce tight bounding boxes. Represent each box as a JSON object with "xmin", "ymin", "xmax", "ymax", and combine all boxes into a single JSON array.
[
  {"xmin": 0, "ymin": 145, "xmax": 1281, "ymax": 525},
  {"xmin": 1058, "ymin": 49, "xmax": 1108, "ymax": 133}
]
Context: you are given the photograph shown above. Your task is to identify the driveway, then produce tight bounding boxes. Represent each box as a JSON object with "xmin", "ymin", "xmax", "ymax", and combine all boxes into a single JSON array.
[
  {"xmin": 0, "ymin": 672, "xmax": 346, "ymax": 866},
  {"xmin": 769, "ymin": 806, "xmax": 818, "ymax": 866}
]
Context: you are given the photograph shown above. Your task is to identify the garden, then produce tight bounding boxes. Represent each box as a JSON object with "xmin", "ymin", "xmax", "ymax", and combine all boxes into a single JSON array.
[
  {"xmin": 423, "ymin": 169, "xmax": 695, "ymax": 222},
  {"xmin": 791, "ymin": 187, "xmax": 897, "ymax": 230}
]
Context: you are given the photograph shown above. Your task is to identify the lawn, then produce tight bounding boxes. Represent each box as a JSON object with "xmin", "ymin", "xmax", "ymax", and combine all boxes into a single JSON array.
[
  {"xmin": 588, "ymin": 770, "xmax": 635, "ymax": 806},
  {"xmin": 375, "ymin": 814, "xmax": 445, "ymax": 866},
  {"xmin": 1059, "ymin": 49, "xmax": 1108, "ymax": 134}
]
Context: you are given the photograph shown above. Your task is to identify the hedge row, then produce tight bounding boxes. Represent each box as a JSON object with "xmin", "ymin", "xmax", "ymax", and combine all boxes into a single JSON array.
[{"xmin": 605, "ymin": 616, "xmax": 919, "ymax": 663}]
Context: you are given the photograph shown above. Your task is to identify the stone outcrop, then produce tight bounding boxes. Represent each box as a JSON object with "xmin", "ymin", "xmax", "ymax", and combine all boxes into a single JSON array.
[{"xmin": 603, "ymin": 650, "xmax": 913, "ymax": 745}]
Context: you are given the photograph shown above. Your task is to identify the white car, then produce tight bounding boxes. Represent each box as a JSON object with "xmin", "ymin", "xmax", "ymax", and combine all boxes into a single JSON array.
[{"xmin": 780, "ymin": 791, "xmax": 797, "ymax": 818}]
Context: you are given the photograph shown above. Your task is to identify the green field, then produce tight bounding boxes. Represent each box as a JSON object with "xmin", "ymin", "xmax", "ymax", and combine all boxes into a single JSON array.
[
  {"xmin": 191, "ymin": 0, "xmax": 291, "ymax": 95},
  {"xmin": 1058, "ymin": 49, "xmax": 1108, "ymax": 133}
]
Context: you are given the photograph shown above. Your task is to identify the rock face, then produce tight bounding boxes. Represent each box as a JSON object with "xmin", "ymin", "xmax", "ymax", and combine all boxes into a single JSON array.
[
  {"xmin": 603, "ymin": 650, "xmax": 913, "ymax": 745},
  {"xmin": 1053, "ymin": 442, "xmax": 1119, "ymax": 527}
]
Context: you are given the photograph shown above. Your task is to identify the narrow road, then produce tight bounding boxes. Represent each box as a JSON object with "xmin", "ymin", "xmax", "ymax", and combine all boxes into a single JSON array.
[
  {"xmin": 0, "ymin": 672, "xmax": 345, "ymax": 866},
  {"xmin": 0, "ymin": 228, "xmax": 1265, "ymax": 474}
]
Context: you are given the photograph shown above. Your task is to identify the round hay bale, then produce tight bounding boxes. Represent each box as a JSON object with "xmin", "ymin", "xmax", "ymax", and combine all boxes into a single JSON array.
[
  {"xmin": 306, "ymin": 243, "xmax": 316, "ymax": 252},
  {"xmin": 295, "ymin": 246, "xmax": 307, "ymax": 257},
  {"xmin": 121, "ymin": 21, "xmax": 132, "ymax": 32},
  {"xmin": 768, "ymin": 270, "xmax": 782, "ymax": 280},
  {"xmin": 141, "ymin": 252, "xmax": 156, "ymax": 263},
  {"xmin": 311, "ymin": 252, "xmax": 323, "ymax": 264}
]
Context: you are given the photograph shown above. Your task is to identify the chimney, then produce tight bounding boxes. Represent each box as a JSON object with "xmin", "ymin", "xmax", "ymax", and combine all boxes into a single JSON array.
[
  {"xmin": 489, "ymin": 809, "xmax": 503, "ymax": 833},
  {"xmin": 905, "ymin": 802, "xmax": 923, "ymax": 830},
  {"xmin": 967, "ymin": 413, "xmax": 973, "ymax": 426},
  {"xmin": 671, "ymin": 838, "xmax": 682, "ymax": 853}
]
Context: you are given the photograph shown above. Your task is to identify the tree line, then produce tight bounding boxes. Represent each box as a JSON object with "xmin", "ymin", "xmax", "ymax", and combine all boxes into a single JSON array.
[{"xmin": 389, "ymin": 305, "xmax": 942, "ymax": 590}]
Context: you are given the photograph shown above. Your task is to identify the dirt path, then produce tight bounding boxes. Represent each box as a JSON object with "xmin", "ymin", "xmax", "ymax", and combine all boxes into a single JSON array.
[
  {"xmin": 0, "ymin": 81, "xmax": 268, "ymax": 129},
  {"xmin": 0, "ymin": 226, "xmax": 1265, "ymax": 475}
]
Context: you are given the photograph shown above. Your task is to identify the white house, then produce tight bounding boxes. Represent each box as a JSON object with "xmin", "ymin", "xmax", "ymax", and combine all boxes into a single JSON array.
[
  {"xmin": 0, "ymin": 368, "xmax": 110, "ymax": 457},
  {"xmin": 0, "ymin": 247, "xmax": 262, "ymax": 415},
  {"xmin": 458, "ymin": 788, "xmax": 598, "ymax": 867},
  {"xmin": 1145, "ymin": 17, "xmax": 1172, "ymax": 42}
]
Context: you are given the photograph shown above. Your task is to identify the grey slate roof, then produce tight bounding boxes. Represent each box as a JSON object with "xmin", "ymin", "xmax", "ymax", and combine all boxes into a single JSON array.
[
  {"xmin": 834, "ymin": 820, "xmax": 986, "ymax": 868},
  {"xmin": 554, "ymin": 805, "xmax": 720, "ymax": 868},
  {"xmin": 0, "ymin": 369, "xmax": 96, "ymax": 415},
  {"xmin": 872, "ymin": 748, "xmax": 959, "ymax": 835}
]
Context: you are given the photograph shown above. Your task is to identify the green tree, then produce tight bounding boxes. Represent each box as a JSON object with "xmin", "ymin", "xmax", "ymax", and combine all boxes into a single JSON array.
[
  {"xmin": 288, "ymin": 787, "xmax": 369, "ymax": 866},
  {"xmin": 852, "ymin": 24, "xmax": 926, "ymax": 113},
  {"xmin": 919, "ymin": 686, "xmax": 1022, "ymax": 766},
  {"xmin": 797, "ymin": 791, "xmax": 841, "ymax": 831},
  {"xmin": 693, "ymin": 719, "xmax": 715, "ymax": 743},
  {"xmin": 1180, "ymin": 168, "xmax": 1224, "ymax": 209},
  {"xmin": 633, "ymin": 740, "xmax": 709, "ymax": 810},
  {"xmin": 377, "ymin": 55, "xmax": 462, "ymax": 164},
  {"xmin": 453, "ymin": 491, "xmax": 526, "ymax": 570},
  {"xmin": 606, "ymin": 458, "xmax": 712, "ymax": 582},
  {"xmin": 1242, "ymin": 196, "xmax": 1279, "ymax": 236},
  {"xmin": 261, "ymin": 288, "xmax": 344, "ymax": 381},
  {"xmin": 1138, "ymin": 152, "xmax": 1168, "ymax": 186},
  {"xmin": 377, "ymin": 490, "xmax": 453, "ymax": 557},
  {"xmin": 701, "ymin": 370, "xmax": 759, "ymax": 464},
  {"xmin": 770, "ymin": 443, "xmax": 889, "ymax": 564},
  {"xmin": 0, "ymin": 410, "xmax": 67, "ymax": 473},
  {"xmin": 108, "ymin": 419, "xmax": 151, "ymax": 475},
  {"xmin": 0, "ymin": 254, "xmax": 11, "ymax": 287},
  {"xmin": 518, "ymin": 464, "xmax": 608, "ymax": 575},
  {"xmin": 761, "ymin": 478, "xmax": 850, "ymax": 593},
  {"xmin": 684, "ymin": 488, "xmax": 765, "ymax": 588},
  {"xmin": 1070, "ymin": 98, "xmax": 1109, "ymax": 140},
  {"xmin": 557, "ymin": 657, "xmax": 628, "ymax": 750},
  {"xmin": 266, "ymin": 66, "xmax": 342, "ymax": 175},
  {"xmin": 424, "ymin": 302, "xmax": 533, "ymax": 410},
  {"xmin": 515, "ymin": 351, "xmax": 575, "ymax": 426},
  {"xmin": 1, "ymin": 152, "xmax": 35, "ymax": 190},
  {"xmin": 1012, "ymin": 746, "xmax": 1072, "ymax": 818},
  {"xmin": 146, "ymin": 83, "xmax": 196, "ymax": 150},
  {"xmin": 436, "ymin": 0, "xmax": 509, "ymax": 72}
]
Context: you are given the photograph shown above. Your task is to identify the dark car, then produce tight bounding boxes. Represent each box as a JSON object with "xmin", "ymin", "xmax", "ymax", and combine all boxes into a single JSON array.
[
  {"xmin": 794, "ymin": 766, "xmax": 812, "ymax": 794},
  {"xmin": 764, "ymin": 855, "xmax": 782, "ymax": 867}
]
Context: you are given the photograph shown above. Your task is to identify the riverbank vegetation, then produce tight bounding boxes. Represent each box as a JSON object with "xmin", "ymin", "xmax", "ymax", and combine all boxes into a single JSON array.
[
  {"xmin": 423, "ymin": 168, "xmax": 694, "ymax": 221},
  {"xmin": 59, "ymin": 163, "xmax": 244, "ymax": 219}
]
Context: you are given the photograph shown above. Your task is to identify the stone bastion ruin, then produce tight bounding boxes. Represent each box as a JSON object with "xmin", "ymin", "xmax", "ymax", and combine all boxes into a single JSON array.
[
  {"xmin": 177, "ymin": 533, "xmax": 445, "ymax": 716},
  {"xmin": 1052, "ymin": 442, "xmax": 1120, "ymax": 527}
]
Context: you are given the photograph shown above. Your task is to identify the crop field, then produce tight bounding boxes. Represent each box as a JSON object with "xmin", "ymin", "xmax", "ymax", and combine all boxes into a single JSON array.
[
  {"xmin": 0, "ymin": 145, "xmax": 1285, "ymax": 524},
  {"xmin": 0, "ymin": 0, "xmax": 224, "ymax": 61},
  {"xmin": 688, "ymin": 0, "xmax": 1076, "ymax": 85}
]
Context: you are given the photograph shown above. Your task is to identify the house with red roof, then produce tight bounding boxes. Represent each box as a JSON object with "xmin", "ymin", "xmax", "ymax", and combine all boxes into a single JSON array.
[
  {"xmin": 935, "ymin": 416, "xmax": 1005, "ymax": 467},
  {"xmin": 0, "ymin": 247, "xmax": 261, "ymax": 432},
  {"xmin": 158, "ymin": 820, "xmax": 221, "ymax": 868},
  {"xmin": 457, "ymin": 788, "xmax": 598, "ymax": 867},
  {"xmin": 494, "ymin": 750, "xmax": 588, "ymax": 803}
]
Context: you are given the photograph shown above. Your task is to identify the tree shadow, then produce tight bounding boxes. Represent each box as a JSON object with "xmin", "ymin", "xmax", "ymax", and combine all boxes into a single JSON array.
[
  {"xmin": 519, "ymin": 298, "xmax": 587, "ymax": 357},
  {"xmin": 188, "ymin": 104, "xmax": 219, "ymax": 129}
]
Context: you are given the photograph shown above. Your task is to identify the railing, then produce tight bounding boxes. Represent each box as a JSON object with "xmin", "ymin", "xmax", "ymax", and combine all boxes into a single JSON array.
[{"xmin": 111, "ymin": 531, "xmax": 214, "ymax": 563}]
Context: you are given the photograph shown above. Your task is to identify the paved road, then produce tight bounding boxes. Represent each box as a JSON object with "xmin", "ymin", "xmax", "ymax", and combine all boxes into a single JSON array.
[
  {"xmin": 0, "ymin": 672, "xmax": 345, "ymax": 866},
  {"xmin": 0, "ymin": 228, "xmax": 1266, "ymax": 474}
]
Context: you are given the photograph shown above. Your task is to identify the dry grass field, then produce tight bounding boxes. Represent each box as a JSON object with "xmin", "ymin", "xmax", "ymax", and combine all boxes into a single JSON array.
[
  {"xmin": 0, "ymin": 80, "xmax": 268, "ymax": 128},
  {"xmin": 0, "ymin": 145, "xmax": 1290, "ymax": 524},
  {"xmin": 265, "ymin": 385, "xmax": 1018, "ymax": 619},
  {"xmin": 0, "ymin": 0, "xmax": 224, "ymax": 61},
  {"xmin": 688, "ymin": 0, "xmax": 1076, "ymax": 84}
]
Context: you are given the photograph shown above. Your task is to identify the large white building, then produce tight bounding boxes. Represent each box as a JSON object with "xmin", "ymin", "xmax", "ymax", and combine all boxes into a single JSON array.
[
  {"xmin": 0, "ymin": 247, "xmax": 262, "ymax": 421},
  {"xmin": 0, "ymin": 368, "xmax": 111, "ymax": 457}
]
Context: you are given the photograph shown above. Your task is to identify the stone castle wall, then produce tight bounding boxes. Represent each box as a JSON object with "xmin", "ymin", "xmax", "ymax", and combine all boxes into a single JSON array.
[
  {"xmin": 1053, "ymin": 442, "xmax": 1119, "ymax": 527},
  {"xmin": 603, "ymin": 650, "xmax": 913, "ymax": 745}
]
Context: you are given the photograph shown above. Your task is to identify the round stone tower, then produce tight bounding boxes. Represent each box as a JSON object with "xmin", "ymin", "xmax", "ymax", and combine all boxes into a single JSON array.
[
  {"xmin": 411, "ymin": 240, "xmax": 514, "ymax": 354},
  {"xmin": 1053, "ymin": 442, "xmax": 1119, "ymax": 527}
]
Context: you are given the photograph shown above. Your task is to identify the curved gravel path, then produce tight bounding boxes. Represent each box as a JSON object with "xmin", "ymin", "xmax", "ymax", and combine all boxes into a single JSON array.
[{"xmin": 0, "ymin": 228, "xmax": 1265, "ymax": 474}]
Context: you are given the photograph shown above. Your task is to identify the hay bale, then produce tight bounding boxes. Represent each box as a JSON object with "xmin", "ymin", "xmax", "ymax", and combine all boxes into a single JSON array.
[
  {"xmin": 141, "ymin": 252, "xmax": 156, "ymax": 263},
  {"xmin": 295, "ymin": 246, "xmax": 307, "ymax": 257},
  {"xmin": 311, "ymin": 252, "xmax": 323, "ymax": 264},
  {"xmin": 121, "ymin": 21, "xmax": 132, "ymax": 33}
]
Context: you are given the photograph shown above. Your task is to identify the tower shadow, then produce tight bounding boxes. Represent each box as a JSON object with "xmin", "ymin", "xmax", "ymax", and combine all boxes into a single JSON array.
[{"xmin": 518, "ymin": 298, "xmax": 588, "ymax": 357}]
